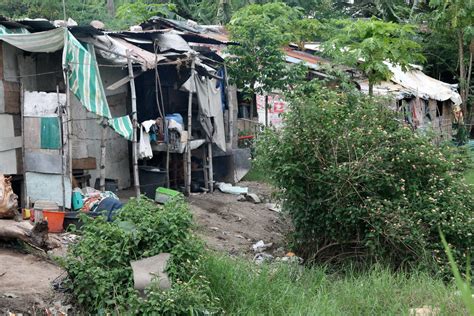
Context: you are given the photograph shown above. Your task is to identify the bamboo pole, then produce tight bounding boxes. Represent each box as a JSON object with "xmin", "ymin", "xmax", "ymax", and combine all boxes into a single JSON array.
[
  {"xmin": 185, "ymin": 57, "xmax": 196, "ymax": 195},
  {"xmin": 127, "ymin": 51, "xmax": 140, "ymax": 197},
  {"xmin": 20, "ymin": 85, "xmax": 27, "ymax": 208},
  {"xmin": 65, "ymin": 69, "xmax": 73, "ymax": 209},
  {"xmin": 57, "ymin": 86, "xmax": 65, "ymax": 211},
  {"xmin": 99, "ymin": 121, "xmax": 107, "ymax": 191}
]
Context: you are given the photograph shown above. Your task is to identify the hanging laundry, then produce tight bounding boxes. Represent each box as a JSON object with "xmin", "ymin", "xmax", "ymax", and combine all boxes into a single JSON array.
[
  {"xmin": 138, "ymin": 124, "xmax": 153, "ymax": 159},
  {"xmin": 40, "ymin": 117, "xmax": 61, "ymax": 149},
  {"xmin": 194, "ymin": 75, "xmax": 226, "ymax": 151}
]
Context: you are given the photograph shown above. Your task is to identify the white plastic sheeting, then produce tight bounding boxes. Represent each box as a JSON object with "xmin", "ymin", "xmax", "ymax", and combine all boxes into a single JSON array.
[{"xmin": 358, "ymin": 63, "xmax": 462, "ymax": 105}]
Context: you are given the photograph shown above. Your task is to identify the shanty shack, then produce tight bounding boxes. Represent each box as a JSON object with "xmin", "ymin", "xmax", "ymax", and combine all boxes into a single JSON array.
[
  {"xmin": 0, "ymin": 16, "xmax": 242, "ymax": 209},
  {"xmin": 355, "ymin": 63, "xmax": 463, "ymax": 142}
]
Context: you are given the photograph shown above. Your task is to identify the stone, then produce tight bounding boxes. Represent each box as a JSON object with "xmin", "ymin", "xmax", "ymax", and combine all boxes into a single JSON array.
[
  {"xmin": 245, "ymin": 193, "xmax": 261, "ymax": 204},
  {"xmin": 131, "ymin": 253, "xmax": 171, "ymax": 297}
]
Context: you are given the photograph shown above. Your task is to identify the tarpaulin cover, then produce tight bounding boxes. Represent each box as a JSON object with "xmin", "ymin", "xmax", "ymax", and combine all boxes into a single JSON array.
[
  {"xmin": 109, "ymin": 115, "xmax": 133, "ymax": 140},
  {"xmin": 82, "ymin": 34, "xmax": 166, "ymax": 70},
  {"xmin": 63, "ymin": 31, "xmax": 112, "ymax": 119},
  {"xmin": 388, "ymin": 63, "xmax": 462, "ymax": 105},
  {"xmin": 0, "ymin": 27, "xmax": 64, "ymax": 52}
]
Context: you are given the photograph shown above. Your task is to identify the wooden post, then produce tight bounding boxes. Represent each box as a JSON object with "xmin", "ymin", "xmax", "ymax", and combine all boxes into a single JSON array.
[
  {"xmin": 165, "ymin": 119, "xmax": 170, "ymax": 188},
  {"xmin": 185, "ymin": 57, "xmax": 196, "ymax": 195},
  {"xmin": 57, "ymin": 86, "xmax": 66, "ymax": 211},
  {"xmin": 202, "ymin": 145, "xmax": 209, "ymax": 191},
  {"xmin": 65, "ymin": 69, "xmax": 73, "ymax": 209},
  {"xmin": 207, "ymin": 142, "xmax": 214, "ymax": 193},
  {"xmin": 20, "ymin": 85, "xmax": 27, "ymax": 208},
  {"xmin": 224, "ymin": 64, "xmax": 233, "ymax": 147},
  {"xmin": 127, "ymin": 51, "xmax": 140, "ymax": 197},
  {"xmin": 99, "ymin": 121, "xmax": 107, "ymax": 191}
]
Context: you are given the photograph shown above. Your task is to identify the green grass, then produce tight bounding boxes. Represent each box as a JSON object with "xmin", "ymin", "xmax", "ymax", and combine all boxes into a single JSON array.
[
  {"xmin": 201, "ymin": 254, "xmax": 467, "ymax": 315},
  {"xmin": 242, "ymin": 163, "xmax": 269, "ymax": 183}
]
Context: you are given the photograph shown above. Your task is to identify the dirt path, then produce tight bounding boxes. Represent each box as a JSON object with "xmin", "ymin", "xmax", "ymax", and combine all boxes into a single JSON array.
[
  {"xmin": 188, "ymin": 181, "xmax": 290, "ymax": 257},
  {"xmin": 0, "ymin": 247, "xmax": 64, "ymax": 314}
]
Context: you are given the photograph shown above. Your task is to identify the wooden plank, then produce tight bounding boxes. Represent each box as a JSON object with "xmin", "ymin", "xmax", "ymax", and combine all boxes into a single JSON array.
[
  {"xmin": 0, "ymin": 42, "xmax": 3, "ymax": 80},
  {"xmin": 23, "ymin": 117, "xmax": 41, "ymax": 149},
  {"xmin": 3, "ymin": 81, "xmax": 20, "ymax": 114},
  {"xmin": 72, "ymin": 157, "xmax": 97, "ymax": 170}
]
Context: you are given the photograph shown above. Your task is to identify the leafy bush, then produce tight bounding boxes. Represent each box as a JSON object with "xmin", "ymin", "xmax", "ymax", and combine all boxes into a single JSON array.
[
  {"xmin": 257, "ymin": 82, "xmax": 474, "ymax": 274},
  {"xmin": 63, "ymin": 196, "xmax": 219, "ymax": 314}
]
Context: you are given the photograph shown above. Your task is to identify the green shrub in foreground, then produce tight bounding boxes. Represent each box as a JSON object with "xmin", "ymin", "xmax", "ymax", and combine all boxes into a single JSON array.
[
  {"xmin": 64, "ymin": 196, "xmax": 219, "ymax": 314},
  {"xmin": 257, "ymin": 83, "xmax": 474, "ymax": 274}
]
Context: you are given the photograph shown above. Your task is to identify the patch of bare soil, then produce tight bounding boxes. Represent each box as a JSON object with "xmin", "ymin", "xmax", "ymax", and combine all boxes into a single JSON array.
[
  {"xmin": 0, "ymin": 247, "xmax": 64, "ymax": 315},
  {"xmin": 188, "ymin": 181, "xmax": 291, "ymax": 257}
]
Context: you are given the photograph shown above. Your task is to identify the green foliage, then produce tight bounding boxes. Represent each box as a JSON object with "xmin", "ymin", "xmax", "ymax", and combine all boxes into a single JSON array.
[
  {"xmin": 440, "ymin": 230, "xmax": 474, "ymax": 314},
  {"xmin": 323, "ymin": 17, "xmax": 425, "ymax": 95},
  {"xmin": 63, "ymin": 196, "xmax": 219, "ymax": 314},
  {"xmin": 227, "ymin": 2, "xmax": 305, "ymax": 100},
  {"xmin": 428, "ymin": 0, "xmax": 473, "ymax": 109},
  {"xmin": 116, "ymin": 1, "xmax": 177, "ymax": 27},
  {"xmin": 256, "ymin": 81, "xmax": 474, "ymax": 274},
  {"xmin": 201, "ymin": 254, "xmax": 467, "ymax": 315},
  {"xmin": 292, "ymin": 18, "xmax": 322, "ymax": 50}
]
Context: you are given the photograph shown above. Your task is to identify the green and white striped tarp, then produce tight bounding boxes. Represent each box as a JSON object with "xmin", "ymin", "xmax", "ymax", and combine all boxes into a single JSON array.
[
  {"xmin": 0, "ymin": 27, "xmax": 133, "ymax": 141},
  {"xmin": 63, "ymin": 30, "xmax": 112, "ymax": 119},
  {"xmin": 109, "ymin": 115, "xmax": 133, "ymax": 140}
]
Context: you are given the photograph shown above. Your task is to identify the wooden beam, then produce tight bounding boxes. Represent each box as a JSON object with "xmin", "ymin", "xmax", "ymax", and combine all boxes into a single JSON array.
[
  {"xmin": 127, "ymin": 51, "xmax": 141, "ymax": 197},
  {"xmin": 185, "ymin": 57, "xmax": 196, "ymax": 196}
]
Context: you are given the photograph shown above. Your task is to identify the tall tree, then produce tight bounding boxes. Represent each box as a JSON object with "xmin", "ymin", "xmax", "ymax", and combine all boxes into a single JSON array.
[
  {"xmin": 324, "ymin": 17, "xmax": 425, "ymax": 95},
  {"xmin": 226, "ymin": 2, "xmax": 304, "ymax": 119},
  {"xmin": 429, "ymin": 0, "xmax": 474, "ymax": 116}
]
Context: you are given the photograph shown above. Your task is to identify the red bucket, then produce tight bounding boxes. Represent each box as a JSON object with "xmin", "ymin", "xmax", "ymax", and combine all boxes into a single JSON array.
[{"xmin": 43, "ymin": 210, "xmax": 65, "ymax": 233}]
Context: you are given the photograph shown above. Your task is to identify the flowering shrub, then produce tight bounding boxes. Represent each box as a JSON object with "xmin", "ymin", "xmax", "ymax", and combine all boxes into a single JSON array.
[{"xmin": 257, "ymin": 83, "xmax": 473, "ymax": 273}]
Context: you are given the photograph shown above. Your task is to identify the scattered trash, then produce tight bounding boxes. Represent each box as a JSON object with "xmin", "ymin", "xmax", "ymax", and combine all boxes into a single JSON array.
[
  {"xmin": 253, "ymin": 253, "xmax": 274, "ymax": 265},
  {"xmin": 3, "ymin": 292, "xmax": 19, "ymax": 298},
  {"xmin": 276, "ymin": 252, "xmax": 303, "ymax": 264},
  {"xmin": 45, "ymin": 300, "xmax": 72, "ymax": 316},
  {"xmin": 252, "ymin": 240, "xmax": 273, "ymax": 252},
  {"xmin": 237, "ymin": 195, "xmax": 247, "ymax": 202},
  {"xmin": 235, "ymin": 234, "xmax": 246, "ymax": 239},
  {"xmin": 131, "ymin": 253, "xmax": 171, "ymax": 297},
  {"xmin": 409, "ymin": 306, "xmax": 440, "ymax": 316},
  {"xmin": 266, "ymin": 203, "xmax": 281, "ymax": 213},
  {"xmin": 217, "ymin": 183, "xmax": 249, "ymax": 195},
  {"xmin": 210, "ymin": 227, "xmax": 219, "ymax": 231}
]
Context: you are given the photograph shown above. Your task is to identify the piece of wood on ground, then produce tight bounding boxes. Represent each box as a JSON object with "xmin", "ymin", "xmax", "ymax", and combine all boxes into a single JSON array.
[{"xmin": 0, "ymin": 220, "xmax": 49, "ymax": 248}]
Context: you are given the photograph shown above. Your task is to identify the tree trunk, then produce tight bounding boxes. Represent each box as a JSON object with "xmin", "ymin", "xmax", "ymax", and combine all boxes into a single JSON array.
[
  {"xmin": 106, "ymin": 0, "xmax": 115, "ymax": 16},
  {"xmin": 264, "ymin": 95, "xmax": 269, "ymax": 127},
  {"xmin": 458, "ymin": 30, "xmax": 467, "ymax": 114},
  {"xmin": 368, "ymin": 81, "xmax": 374, "ymax": 96}
]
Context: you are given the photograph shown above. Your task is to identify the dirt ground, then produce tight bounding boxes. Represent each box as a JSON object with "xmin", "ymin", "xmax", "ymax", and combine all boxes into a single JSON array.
[
  {"xmin": 0, "ymin": 180, "xmax": 288, "ymax": 314},
  {"xmin": 0, "ymin": 247, "xmax": 65, "ymax": 315},
  {"xmin": 188, "ymin": 181, "xmax": 291, "ymax": 257}
]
